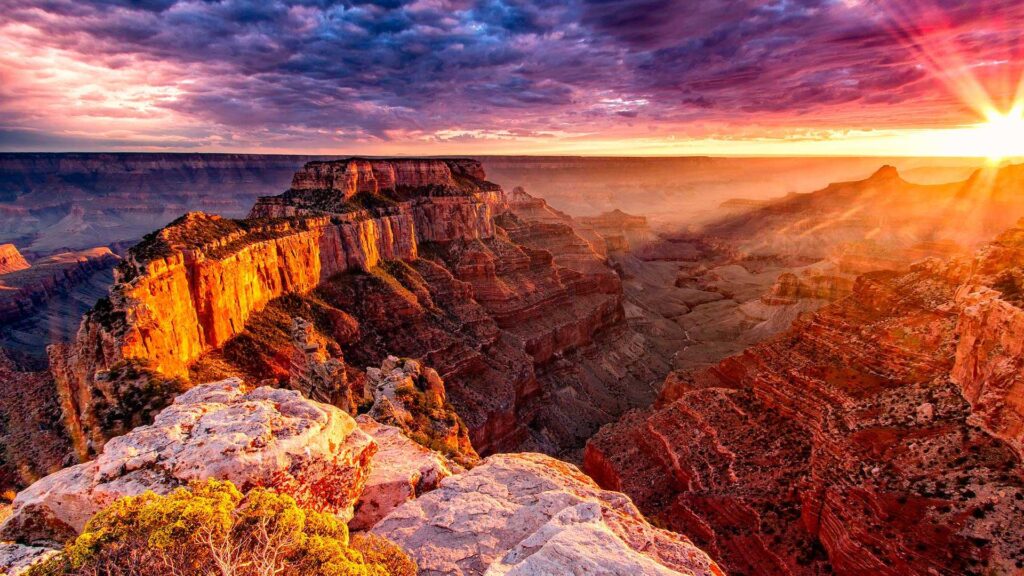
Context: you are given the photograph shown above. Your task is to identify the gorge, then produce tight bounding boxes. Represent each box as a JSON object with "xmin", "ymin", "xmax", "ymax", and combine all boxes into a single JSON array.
[{"xmin": 2, "ymin": 156, "xmax": 1024, "ymax": 576}]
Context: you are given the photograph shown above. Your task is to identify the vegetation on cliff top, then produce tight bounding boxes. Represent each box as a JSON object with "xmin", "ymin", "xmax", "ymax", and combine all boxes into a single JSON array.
[
  {"xmin": 117, "ymin": 213, "xmax": 316, "ymax": 281},
  {"xmin": 27, "ymin": 479, "xmax": 415, "ymax": 576}
]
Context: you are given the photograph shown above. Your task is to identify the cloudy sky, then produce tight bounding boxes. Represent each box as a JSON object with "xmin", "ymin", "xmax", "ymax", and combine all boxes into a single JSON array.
[{"xmin": 1, "ymin": 0, "xmax": 1022, "ymax": 155}]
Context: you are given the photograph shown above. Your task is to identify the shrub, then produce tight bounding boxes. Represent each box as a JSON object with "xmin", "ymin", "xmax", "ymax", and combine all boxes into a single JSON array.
[{"xmin": 28, "ymin": 479, "xmax": 415, "ymax": 576}]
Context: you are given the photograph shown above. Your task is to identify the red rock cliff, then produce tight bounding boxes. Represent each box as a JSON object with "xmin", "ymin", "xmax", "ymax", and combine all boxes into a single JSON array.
[
  {"xmin": 0, "ymin": 244, "xmax": 29, "ymax": 275},
  {"xmin": 52, "ymin": 159, "xmax": 507, "ymax": 458},
  {"xmin": 586, "ymin": 224, "xmax": 1024, "ymax": 576}
]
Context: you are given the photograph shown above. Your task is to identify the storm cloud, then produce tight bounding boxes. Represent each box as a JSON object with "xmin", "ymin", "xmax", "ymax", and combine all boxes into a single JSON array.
[{"xmin": 0, "ymin": 0, "xmax": 1021, "ymax": 151}]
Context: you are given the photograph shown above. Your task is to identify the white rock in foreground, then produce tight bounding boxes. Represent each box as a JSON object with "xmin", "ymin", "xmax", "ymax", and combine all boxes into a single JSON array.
[
  {"xmin": 351, "ymin": 415, "xmax": 459, "ymax": 530},
  {"xmin": 0, "ymin": 542, "xmax": 58, "ymax": 575},
  {"xmin": 372, "ymin": 452, "xmax": 724, "ymax": 576},
  {"xmin": 0, "ymin": 378, "xmax": 376, "ymax": 545}
]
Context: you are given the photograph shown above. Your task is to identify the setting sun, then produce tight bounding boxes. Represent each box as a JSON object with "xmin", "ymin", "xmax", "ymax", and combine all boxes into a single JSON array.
[{"xmin": 974, "ymin": 105, "xmax": 1024, "ymax": 162}]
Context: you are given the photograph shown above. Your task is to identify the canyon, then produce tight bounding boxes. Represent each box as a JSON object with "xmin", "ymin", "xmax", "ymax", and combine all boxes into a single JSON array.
[
  {"xmin": 47, "ymin": 158, "xmax": 667, "ymax": 465},
  {"xmin": 3, "ymin": 155, "xmax": 1024, "ymax": 576},
  {"xmin": 585, "ymin": 221, "xmax": 1024, "ymax": 576}
]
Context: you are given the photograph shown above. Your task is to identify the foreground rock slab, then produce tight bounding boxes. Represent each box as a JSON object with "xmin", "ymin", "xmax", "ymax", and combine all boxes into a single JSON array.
[
  {"xmin": 0, "ymin": 378, "xmax": 376, "ymax": 545},
  {"xmin": 351, "ymin": 415, "xmax": 459, "ymax": 530},
  {"xmin": 372, "ymin": 452, "xmax": 723, "ymax": 576}
]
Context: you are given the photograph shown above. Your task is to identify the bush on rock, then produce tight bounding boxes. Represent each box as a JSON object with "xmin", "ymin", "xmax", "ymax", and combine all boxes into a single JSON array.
[{"xmin": 26, "ymin": 479, "xmax": 414, "ymax": 576}]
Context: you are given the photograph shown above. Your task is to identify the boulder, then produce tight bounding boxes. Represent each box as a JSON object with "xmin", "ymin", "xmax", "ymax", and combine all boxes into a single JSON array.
[
  {"xmin": 0, "ymin": 378, "xmax": 376, "ymax": 545},
  {"xmin": 372, "ymin": 452, "xmax": 722, "ymax": 576},
  {"xmin": 350, "ymin": 416, "xmax": 459, "ymax": 530}
]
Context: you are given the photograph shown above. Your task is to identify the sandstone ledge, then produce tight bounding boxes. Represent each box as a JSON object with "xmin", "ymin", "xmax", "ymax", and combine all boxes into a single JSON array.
[{"xmin": 372, "ymin": 452, "xmax": 723, "ymax": 576}]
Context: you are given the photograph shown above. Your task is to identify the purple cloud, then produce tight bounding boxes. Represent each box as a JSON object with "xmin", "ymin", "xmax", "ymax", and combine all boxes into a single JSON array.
[{"xmin": 0, "ymin": 0, "xmax": 1022, "ymax": 151}]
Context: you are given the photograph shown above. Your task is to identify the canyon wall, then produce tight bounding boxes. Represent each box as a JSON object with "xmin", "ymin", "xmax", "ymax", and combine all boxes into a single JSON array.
[
  {"xmin": 51, "ymin": 157, "xmax": 668, "ymax": 464},
  {"xmin": 51, "ymin": 158, "xmax": 506, "ymax": 458},
  {"xmin": 0, "ymin": 248, "xmax": 120, "ymax": 324},
  {"xmin": 0, "ymin": 244, "xmax": 29, "ymax": 274},
  {"xmin": 586, "ymin": 224, "xmax": 1024, "ymax": 576}
]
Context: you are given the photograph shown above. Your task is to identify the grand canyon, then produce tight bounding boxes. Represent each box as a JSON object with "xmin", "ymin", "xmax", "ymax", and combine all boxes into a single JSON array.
[{"xmin": 3, "ymin": 1, "xmax": 1024, "ymax": 575}]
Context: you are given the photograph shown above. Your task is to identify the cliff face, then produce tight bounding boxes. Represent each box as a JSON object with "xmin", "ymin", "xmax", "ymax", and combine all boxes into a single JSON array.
[
  {"xmin": 0, "ymin": 244, "xmax": 29, "ymax": 274},
  {"xmin": 950, "ymin": 224, "xmax": 1024, "ymax": 454},
  {"xmin": 52, "ymin": 159, "xmax": 507, "ymax": 458},
  {"xmin": 586, "ymin": 225, "xmax": 1024, "ymax": 576},
  {"xmin": 289, "ymin": 157, "xmax": 489, "ymax": 199},
  {"xmin": 53, "ymin": 159, "xmax": 659, "ymax": 462}
]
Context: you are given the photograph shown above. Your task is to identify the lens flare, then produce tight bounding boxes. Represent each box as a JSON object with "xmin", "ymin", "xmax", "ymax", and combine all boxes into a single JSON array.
[{"xmin": 973, "ymin": 105, "xmax": 1024, "ymax": 162}]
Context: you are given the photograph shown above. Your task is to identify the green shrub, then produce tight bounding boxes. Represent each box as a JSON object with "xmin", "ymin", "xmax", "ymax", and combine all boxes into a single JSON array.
[{"xmin": 28, "ymin": 479, "xmax": 414, "ymax": 576}]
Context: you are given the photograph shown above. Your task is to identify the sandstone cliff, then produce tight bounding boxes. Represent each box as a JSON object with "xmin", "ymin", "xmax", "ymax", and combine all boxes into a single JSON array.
[
  {"xmin": 586, "ymin": 224, "xmax": 1024, "ymax": 576},
  {"xmin": 0, "ymin": 245, "xmax": 28, "ymax": 275},
  {"xmin": 51, "ymin": 159, "xmax": 507, "ymax": 458},
  {"xmin": 52, "ymin": 159, "xmax": 661, "ymax": 464}
]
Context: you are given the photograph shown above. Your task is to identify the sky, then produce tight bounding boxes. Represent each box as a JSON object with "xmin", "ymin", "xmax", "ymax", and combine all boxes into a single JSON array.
[{"xmin": 1, "ymin": 0, "xmax": 1023, "ymax": 156}]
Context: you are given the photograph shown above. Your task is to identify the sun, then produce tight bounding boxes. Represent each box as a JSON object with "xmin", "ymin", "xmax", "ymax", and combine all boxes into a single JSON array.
[{"xmin": 973, "ymin": 105, "xmax": 1024, "ymax": 163}]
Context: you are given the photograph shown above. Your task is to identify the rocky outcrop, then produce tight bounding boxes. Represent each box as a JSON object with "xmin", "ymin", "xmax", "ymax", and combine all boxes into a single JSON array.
[
  {"xmin": 288, "ymin": 157, "xmax": 492, "ymax": 200},
  {"xmin": 351, "ymin": 415, "xmax": 459, "ymax": 531},
  {"xmin": 950, "ymin": 223, "xmax": 1024, "ymax": 455},
  {"xmin": 579, "ymin": 209, "xmax": 652, "ymax": 252},
  {"xmin": 0, "ymin": 245, "xmax": 28, "ymax": 275},
  {"xmin": 51, "ymin": 159, "xmax": 506, "ymax": 458},
  {"xmin": 289, "ymin": 316, "xmax": 351, "ymax": 409},
  {"xmin": 0, "ymin": 248, "xmax": 119, "ymax": 324},
  {"xmin": 762, "ymin": 270, "xmax": 853, "ymax": 304},
  {"xmin": 372, "ymin": 452, "xmax": 723, "ymax": 576},
  {"xmin": 586, "ymin": 225, "xmax": 1024, "ymax": 575},
  {"xmin": 365, "ymin": 355, "xmax": 478, "ymax": 467},
  {"xmin": 0, "ymin": 543, "xmax": 58, "ymax": 575},
  {"xmin": 0, "ymin": 378, "xmax": 376, "ymax": 546}
]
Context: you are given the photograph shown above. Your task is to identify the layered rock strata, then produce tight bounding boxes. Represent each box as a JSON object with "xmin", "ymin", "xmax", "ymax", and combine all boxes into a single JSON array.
[
  {"xmin": 0, "ymin": 248, "xmax": 120, "ymax": 324},
  {"xmin": 54, "ymin": 158, "xmax": 665, "ymax": 461},
  {"xmin": 0, "ymin": 245, "xmax": 28, "ymax": 275},
  {"xmin": 586, "ymin": 226, "xmax": 1024, "ymax": 576},
  {"xmin": 372, "ymin": 452, "xmax": 724, "ymax": 576},
  {"xmin": 50, "ymin": 159, "xmax": 505, "ymax": 458}
]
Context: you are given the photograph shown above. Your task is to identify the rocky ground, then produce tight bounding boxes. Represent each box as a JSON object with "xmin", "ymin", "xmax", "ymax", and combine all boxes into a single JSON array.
[{"xmin": 0, "ymin": 378, "xmax": 724, "ymax": 575}]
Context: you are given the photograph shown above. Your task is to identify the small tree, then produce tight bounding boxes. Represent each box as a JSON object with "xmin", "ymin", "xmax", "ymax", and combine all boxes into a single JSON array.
[{"xmin": 28, "ymin": 480, "xmax": 414, "ymax": 576}]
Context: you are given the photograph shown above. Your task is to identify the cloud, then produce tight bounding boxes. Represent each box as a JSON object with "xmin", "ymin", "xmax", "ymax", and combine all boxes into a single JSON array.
[{"xmin": 0, "ymin": 0, "xmax": 1022, "ymax": 152}]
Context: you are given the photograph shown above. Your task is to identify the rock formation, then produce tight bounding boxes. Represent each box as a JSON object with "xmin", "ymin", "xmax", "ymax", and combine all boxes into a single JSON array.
[
  {"xmin": 364, "ymin": 356, "xmax": 477, "ymax": 466},
  {"xmin": 351, "ymin": 415, "xmax": 459, "ymax": 530},
  {"xmin": 0, "ymin": 245, "xmax": 28, "ymax": 275},
  {"xmin": 372, "ymin": 452, "xmax": 724, "ymax": 576},
  {"xmin": 52, "ymin": 158, "xmax": 667, "ymax": 462},
  {"xmin": 0, "ymin": 248, "xmax": 120, "ymax": 324},
  {"xmin": 0, "ymin": 378, "xmax": 376, "ymax": 545},
  {"xmin": 586, "ymin": 223, "xmax": 1024, "ymax": 576},
  {"xmin": 289, "ymin": 316, "xmax": 351, "ymax": 409},
  {"xmin": 0, "ymin": 351, "xmax": 71, "ymax": 494},
  {"xmin": 0, "ymin": 543, "xmax": 57, "ymax": 575}
]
